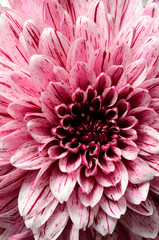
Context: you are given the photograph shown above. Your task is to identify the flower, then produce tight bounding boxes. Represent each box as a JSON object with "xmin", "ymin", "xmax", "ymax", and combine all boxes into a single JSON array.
[{"xmin": 0, "ymin": 0, "xmax": 159, "ymax": 239}]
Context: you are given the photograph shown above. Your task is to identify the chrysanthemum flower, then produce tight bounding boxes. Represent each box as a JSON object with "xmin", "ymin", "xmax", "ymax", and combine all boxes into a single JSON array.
[{"xmin": 0, "ymin": 0, "xmax": 159, "ymax": 239}]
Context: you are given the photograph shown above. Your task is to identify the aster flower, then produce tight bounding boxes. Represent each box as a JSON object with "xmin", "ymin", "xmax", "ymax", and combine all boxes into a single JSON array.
[{"xmin": 0, "ymin": 0, "xmax": 159, "ymax": 239}]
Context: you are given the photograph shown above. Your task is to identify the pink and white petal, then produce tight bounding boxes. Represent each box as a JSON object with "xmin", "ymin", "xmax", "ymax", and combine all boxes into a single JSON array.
[
  {"xmin": 67, "ymin": 188, "xmax": 92, "ymax": 230},
  {"xmin": 39, "ymin": 27, "xmax": 70, "ymax": 67},
  {"xmin": 25, "ymin": 198, "xmax": 58, "ymax": 229},
  {"xmin": 66, "ymin": 38, "xmax": 94, "ymax": 71},
  {"xmin": 75, "ymin": 16, "xmax": 104, "ymax": 49},
  {"xmin": 23, "ymin": 19, "xmax": 46, "ymax": 55},
  {"xmin": 43, "ymin": 0, "xmax": 65, "ymax": 30},
  {"xmin": 125, "ymin": 58, "xmax": 147, "ymax": 87},
  {"xmin": 136, "ymin": 125, "xmax": 159, "ymax": 156},
  {"xmin": 10, "ymin": 71, "xmax": 39, "ymax": 98},
  {"xmin": 93, "ymin": 49, "xmax": 108, "ymax": 77},
  {"xmin": 140, "ymin": 78, "xmax": 159, "ymax": 98},
  {"xmin": 43, "ymin": 203, "xmax": 69, "ymax": 240},
  {"xmin": 10, "ymin": 0, "xmax": 44, "ymax": 20},
  {"xmin": 126, "ymin": 156, "xmax": 154, "ymax": 184},
  {"xmin": 133, "ymin": 35, "xmax": 159, "ymax": 79},
  {"xmin": 59, "ymin": 153, "xmax": 81, "ymax": 173},
  {"xmin": 18, "ymin": 172, "xmax": 54, "ymax": 218},
  {"xmin": 118, "ymin": 116, "xmax": 138, "ymax": 130},
  {"xmin": 78, "ymin": 183, "xmax": 103, "ymax": 207},
  {"xmin": 124, "ymin": 182, "xmax": 149, "ymax": 205},
  {"xmin": 150, "ymin": 177, "xmax": 159, "ymax": 195},
  {"xmin": 88, "ymin": 0, "xmax": 108, "ymax": 45},
  {"xmin": 130, "ymin": 16, "xmax": 153, "ymax": 48},
  {"xmin": 106, "ymin": 65, "xmax": 124, "ymax": 87},
  {"xmin": 99, "ymin": 195, "xmax": 127, "ymax": 219},
  {"xmin": 77, "ymin": 167, "xmax": 95, "ymax": 194},
  {"xmin": 29, "ymin": 54, "xmax": 56, "ymax": 93},
  {"xmin": 50, "ymin": 165, "xmax": 77, "ymax": 203},
  {"xmin": 70, "ymin": 61, "xmax": 96, "ymax": 91},
  {"xmin": 11, "ymin": 140, "xmax": 50, "ymax": 170},
  {"xmin": 118, "ymin": 139, "xmax": 139, "ymax": 160},
  {"xmin": 58, "ymin": 0, "xmax": 85, "ymax": 23},
  {"xmin": 53, "ymin": 66, "xmax": 69, "ymax": 84},
  {"xmin": 127, "ymin": 197, "xmax": 154, "ymax": 216},
  {"xmin": 92, "ymin": 208, "xmax": 117, "ymax": 235},
  {"xmin": 120, "ymin": 207, "xmax": 159, "ymax": 238},
  {"xmin": 0, "ymin": 12, "xmax": 29, "ymax": 69},
  {"xmin": 95, "ymin": 168, "xmax": 120, "ymax": 188},
  {"xmin": 110, "ymin": 43, "xmax": 132, "ymax": 67},
  {"xmin": 7, "ymin": 97, "xmax": 41, "ymax": 120},
  {"xmin": 104, "ymin": 162, "xmax": 128, "ymax": 201},
  {"xmin": 60, "ymin": 11, "xmax": 74, "ymax": 41}
]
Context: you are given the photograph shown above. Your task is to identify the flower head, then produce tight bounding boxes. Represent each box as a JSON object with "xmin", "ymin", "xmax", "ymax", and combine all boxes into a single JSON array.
[{"xmin": 0, "ymin": 0, "xmax": 159, "ymax": 239}]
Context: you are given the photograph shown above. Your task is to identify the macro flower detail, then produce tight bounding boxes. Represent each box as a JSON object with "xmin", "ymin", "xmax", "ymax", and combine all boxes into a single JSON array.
[{"xmin": 0, "ymin": 0, "xmax": 159, "ymax": 239}]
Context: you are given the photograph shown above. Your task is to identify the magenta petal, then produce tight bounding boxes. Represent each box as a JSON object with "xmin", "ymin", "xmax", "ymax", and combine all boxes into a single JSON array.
[
  {"xmin": 92, "ymin": 208, "xmax": 117, "ymax": 235},
  {"xmin": 120, "ymin": 207, "xmax": 159, "ymax": 238},
  {"xmin": 50, "ymin": 165, "xmax": 77, "ymax": 203},
  {"xmin": 39, "ymin": 27, "xmax": 70, "ymax": 67},
  {"xmin": 78, "ymin": 183, "xmax": 103, "ymax": 207},
  {"xmin": 124, "ymin": 182, "xmax": 149, "ymax": 205},
  {"xmin": 70, "ymin": 61, "xmax": 96, "ymax": 91},
  {"xmin": 118, "ymin": 139, "xmax": 139, "ymax": 160}
]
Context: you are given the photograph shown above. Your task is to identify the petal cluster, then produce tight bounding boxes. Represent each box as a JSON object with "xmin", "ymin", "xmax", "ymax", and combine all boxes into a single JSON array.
[{"xmin": 0, "ymin": 0, "xmax": 159, "ymax": 239}]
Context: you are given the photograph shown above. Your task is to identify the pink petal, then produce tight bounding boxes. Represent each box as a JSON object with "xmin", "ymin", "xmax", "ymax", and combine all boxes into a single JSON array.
[
  {"xmin": 50, "ymin": 165, "xmax": 77, "ymax": 203},
  {"xmin": 92, "ymin": 208, "xmax": 117, "ymax": 235},
  {"xmin": 129, "ymin": 107, "xmax": 157, "ymax": 125},
  {"xmin": 23, "ymin": 19, "xmax": 46, "ymax": 55},
  {"xmin": 43, "ymin": 203, "xmax": 69, "ymax": 239},
  {"xmin": 77, "ymin": 167, "xmax": 95, "ymax": 194},
  {"xmin": 126, "ymin": 156, "xmax": 154, "ymax": 184},
  {"xmin": 43, "ymin": 0, "xmax": 65, "ymax": 30},
  {"xmin": 27, "ymin": 118, "xmax": 52, "ymax": 143},
  {"xmin": 140, "ymin": 78, "xmax": 159, "ymax": 98},
  {"xmin": 136, "ymin": 125, "xmax": 159, "ymax": 156},
  {"xmin": 66, "ymin": 38, "xmax": 93, "ymax": 71},
  {"xmin": 8, "ymin": 97, "xmax": 41, "ymax": 120},
  {"xmin": 78, "ymin": 183, "xmax": 103, "ymax": 207},
  {"xmin": 60, "ymin": 11, "xmax": 73, "ymax": 41},
  {"xmin": 110, "ymin": 43, "xmax": 131, "ymax": 67},
  {"xmin": 126, "ymin": 88, "xmax": 151, "ymax": 108},
  {"xmin": 29, "ymin": 54, "xmax": 56, "ymax": 92},
  {"xmin": 10, "ymin": 71, "xmax": 39, "ymax": 98},
  {"xmin": 125, "ymin": 58, "xmax": 147, "ymax": 87},
  {"xmin": 99, "ymin": 196, "xmax": 127, "ymax": 219},
  {"xmin": 70, "ymin": 61, "xmax": 96, "ymax": 91},
  {"xmin": 93, "ymin": 49, "xmax": 108, "ymax": 76},
  {"xmin": 124, "ymin": 182, "xmax": 149, "ymax": 205},
  {"xmin": 120, "ymin": 207, "xmax": 159, "ymax": 238},
  {"xmin": 11, "ymin": 140, "xmax": 50, "ymax": 169},
  {"xmin": 106, "ymin": 65, "xmax": 124, "ymax": 87},
  {"xmin": 39, "ymin": 27, "xmax": 70, "ymax": 67},
  {"xmin": 75, "ymin": 16, "xmax": 104, "ymax": 49}
]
